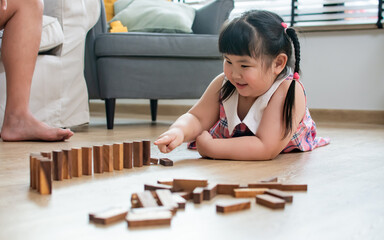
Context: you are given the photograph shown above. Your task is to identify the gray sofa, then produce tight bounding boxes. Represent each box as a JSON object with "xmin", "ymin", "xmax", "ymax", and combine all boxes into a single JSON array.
[{"xmin": 84, "ymin": 0, "xmax": 234, "ymax": 129}]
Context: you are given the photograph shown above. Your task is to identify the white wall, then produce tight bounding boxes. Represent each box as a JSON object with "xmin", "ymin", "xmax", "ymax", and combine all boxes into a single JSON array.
[{"xmin": 110, "ymin": 29, "xmax": 384, "ymax": 111}]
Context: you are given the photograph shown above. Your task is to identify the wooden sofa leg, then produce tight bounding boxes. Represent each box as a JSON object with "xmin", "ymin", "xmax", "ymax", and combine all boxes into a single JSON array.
[
  {"xmin": 150, "ymin": 99, "xmax": 158, "ymax": 122},
  {"xmin": 105, "ymin": 98, "xmax": 116, "ymax": 129}
]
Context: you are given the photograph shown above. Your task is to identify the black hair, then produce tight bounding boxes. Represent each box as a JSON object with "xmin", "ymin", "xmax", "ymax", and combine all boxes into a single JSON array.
[{"xmin": 218, "ymin": 10, "xmax": 301, "ymax": 138}]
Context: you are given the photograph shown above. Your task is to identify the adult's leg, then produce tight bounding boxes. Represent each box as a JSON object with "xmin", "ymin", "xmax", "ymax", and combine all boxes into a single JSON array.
[{"xmin": 0, "ymin": 0, "xmax": 73, "ymax": 141}]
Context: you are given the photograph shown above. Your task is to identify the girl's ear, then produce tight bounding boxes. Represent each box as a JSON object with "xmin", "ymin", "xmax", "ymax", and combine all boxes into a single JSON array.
[{"xmin": 273, "ymin": 53, "xmax": 288, "ymax": 75}]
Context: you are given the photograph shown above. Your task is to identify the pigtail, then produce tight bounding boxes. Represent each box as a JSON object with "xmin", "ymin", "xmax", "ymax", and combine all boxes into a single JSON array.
[{"xmin": 282, "ymin": 27, "xmax": 301, "ymax": 138}]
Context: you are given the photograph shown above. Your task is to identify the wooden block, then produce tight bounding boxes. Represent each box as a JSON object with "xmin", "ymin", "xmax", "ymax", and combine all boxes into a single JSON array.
[
  {"xmin": 155, "ymin": 190, "xmax": 178, "ymax": 210},
  {"xmin": 62, "ymin": 149, "xmax": 72, "ymax": 179},
  {"xmin": 157, "ymin": 179, "xmax": 173, "ymax": 186},
  {"xmin": 150, "ymin": 158, "xmax": 159, "ymax": 165},
  {"xmin": 40, "ymin": 152, "xmax": 52, "ymax": 159},
  {"xmin": 217, "ymin": 184, "xmax": 240, "ymax": 195},
  {"xmin": 142, "ymin": 140, "xmax": 151, "ymax": 166},
  {"xmin": 38, "ymin": 158, "xmax": 52, "ymax": 195},
  {"xmin": 260, "ymin": 176, "xmax": 278, "ymax": 183},
  {"xmin": 133, "ymin": 141, "xmax": 143, "ymax": 167},
  {"xmin": 159, "ymin": 158, "xmax": 173, "ymax": 166},
  {"xmin": 256, "ymin": 194, "xmax": 285, "ymax": 209},
  {"xmin": 193, "ymin": 187, "xmax": 204, "ymax": 204},
  {"xmin": 123, "ymin": 141, "xmax": 133, "ymax": 169},
  {"xmin": 248, "ymin": 183, "xmax": 282, "ymax": 190},
  {"xmin": 172, "ymin": 194, "xmax": 186, "ymax": 209},
  {"xmin": 216, "ymin": 200, "xmax": 251, "ymax": 213},
  {"xmin": 102, "ymin": 144, "xmax": 113, "ymax": 172},
  {"xmin": 113, "ymin": 143, "xmax": 123, "ymax": 170},
  {"xmin": 280, "ymin": 184, "xmax": 308, "ymax": 191},
  {"xmin": 265, "ymin": 189, "xmax": 293, "ymax": 202},
  {"xmin": 233, "ymin": 188, "xmax": 269, "ymax": 198},
  {"xmin": 173, "ymin": 179, "xmax": 208, "ymax": 192},
  {"xmin": 144, "ymin": 183, "xmax": 173, "ymax": 191},
  {"xmin": 71, "ymin": 148, "xmax": 82, "ymax": 177},
  {"xmin": 136, "ymin": 191, "xmax": 159, "ymax": 208},
  {"xmin": 203, "ymin": 183, "xmax": 217, "ymax": 200},
  {"xmin": 174, "ymin": 192, "xmax": 193, "ymax": 200},
  {"xmin": 52, "ymin": 150, "xmax": 63, "ymax": 181},
  {"xmin": 30, "ymin": 153, "xmax": 41, "ymax": 189},
  {"xmin": 81, "ymin": 147, "xmax": 92, "ymax": 175},
  {"xmin": 93, "ymin": 145, "xmax": 103, "ymax": 174},
  {"xmin": 126, "ymin": 209, "xmax": 172, "ymax": 227},
  {"xmin": 35, "ymin": 158, "xmax": 41, "ymax": 192},
  {"xmin": 90, "ymin": 207, "xmax": 128, "ymax": 225}
]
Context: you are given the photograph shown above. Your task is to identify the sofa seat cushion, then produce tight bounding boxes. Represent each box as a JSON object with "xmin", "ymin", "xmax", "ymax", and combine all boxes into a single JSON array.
[
  {"xmin": 40, "ymin": 15, "xmax": 64, "ymax": 52},
  {"xmin": 95, "ymin": 32, "xmax": 221, "ymax": 58}
]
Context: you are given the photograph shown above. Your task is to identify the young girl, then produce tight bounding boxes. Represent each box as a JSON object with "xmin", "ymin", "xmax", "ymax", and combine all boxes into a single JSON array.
[{"xmin": 154, "ymin": 10, "xmax": 329, "ymax": 160}]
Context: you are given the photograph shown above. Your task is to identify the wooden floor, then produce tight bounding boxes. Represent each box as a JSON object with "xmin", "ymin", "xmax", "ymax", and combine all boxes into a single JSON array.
[{"xmin": 1, "ymin": 113, "xmax": 384, "ymax": 240}]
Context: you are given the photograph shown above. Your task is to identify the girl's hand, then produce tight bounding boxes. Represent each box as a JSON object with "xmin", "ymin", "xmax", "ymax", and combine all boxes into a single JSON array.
[
  {"xmin": 195, "ymin": 131, "xmax": 214, "ymax": 158},
  {"xmin": 154, "ymin": 128, "xmax": 184, "ymax": 153},
  {"xmin": 1, "ymin": 0, "xmax": 7, "ymax": 10}
]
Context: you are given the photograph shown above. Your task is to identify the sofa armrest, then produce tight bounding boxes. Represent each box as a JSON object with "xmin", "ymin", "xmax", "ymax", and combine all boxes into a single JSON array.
[{"xmin": 192, "ymin": 0, "xmax": 234, "ymax": 34}]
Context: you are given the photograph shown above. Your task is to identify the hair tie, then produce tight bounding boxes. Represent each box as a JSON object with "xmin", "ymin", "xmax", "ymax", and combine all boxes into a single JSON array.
[
  {"xmin": 281, "ymin": 22, "xmax": 288, "ymax": 33},
  {"xmin": 293, "ymin": 72, "xmax": 300, "ymax": 80}
]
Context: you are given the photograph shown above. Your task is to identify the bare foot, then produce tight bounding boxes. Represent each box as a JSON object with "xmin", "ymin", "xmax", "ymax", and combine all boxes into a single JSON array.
[{"xmin": 1, "ymin": 112, "xmax": 74, "ymax": 141}]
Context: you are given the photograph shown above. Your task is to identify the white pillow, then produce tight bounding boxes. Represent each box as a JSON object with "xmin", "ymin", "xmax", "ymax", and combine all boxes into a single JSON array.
[{"xmin": 39, "ymin": 15, "xmax": 64, "ymax": 52}]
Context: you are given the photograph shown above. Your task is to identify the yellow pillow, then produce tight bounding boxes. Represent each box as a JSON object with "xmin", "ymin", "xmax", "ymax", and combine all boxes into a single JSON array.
[{"xmin": 104, "ymin": 0, "xmax": 118, "ymax": 22}]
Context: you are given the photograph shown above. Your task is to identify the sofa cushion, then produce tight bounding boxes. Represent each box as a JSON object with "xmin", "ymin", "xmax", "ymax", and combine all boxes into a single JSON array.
[
  {"xmin": 95, "ymin": 32, "xmax": 221, "ymax": 58},
  {"xmin": 110, "ymin": 0, "xmax": 195, "ymax": 33},
  {"xmin": 40, "ymin": 15, "xmax": 64, "ymax": 52}
]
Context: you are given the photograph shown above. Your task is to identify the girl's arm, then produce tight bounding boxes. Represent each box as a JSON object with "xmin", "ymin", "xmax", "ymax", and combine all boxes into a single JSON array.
[
  {"xmin": 196, "ymin": 80, "xmax": 306, "ymax": 160},
  {"xmin": 155, "ymin": 73, "xmax": 224, "ymax": 153}
]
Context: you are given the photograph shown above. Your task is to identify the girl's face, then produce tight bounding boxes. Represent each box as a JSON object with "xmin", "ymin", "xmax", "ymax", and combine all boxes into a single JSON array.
[{"xmin": 223, "ymin": 54, "xmax": 277, "ymax": 100}]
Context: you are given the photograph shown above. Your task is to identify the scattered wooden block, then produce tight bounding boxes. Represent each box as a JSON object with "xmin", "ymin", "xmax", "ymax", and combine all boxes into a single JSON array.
[
  {"xmin": 52, "ymin": 150, "xmax": 64, "ymax": 181},
  {"xmin": 150, "ymin": 158, "xmax": 159, "ymax": 165},
  {"xmin": 157, "ymin": 179, "xmax": 173, "ymax": 186},
  {"xmin": 90, "ymin": 207, "xmax": 128, "ymax": 225},
  {"xmin": 172, "ymin": 179, "xmax": 208, "ymax": 192},
  {"xmin": 260, "ymin": 176, "xmax": 278, "ymax": 183},
  {"xmin": 126, "ymin": 209, "xmax": 172, "ymax": 228},
  {"xmin": 280, "ymin": 184, "xmax": 308, "ymax": 191},
  {"xmin": 159, "ymin": 158, "xmax": 173, "ymax": 166},
  {"xmin": 102, "ymin": 144, "xmax": 113, "ymax": 172},
  {"xmin": 133, "ymin": 141, "xmax": 143, "ymax": 167},
  {"xmin": 113, "ymin": 143, "xmax": 123, "ymax": 171},
  {"xmin": 62, "ymin": 149, "xmax": 72, "ymax": 179},
  {"xmin": 256, "ymin": 194, "xmax": 285, "ymax": 209},
  {"xmin": 217, "ymin": 184, "xmax": 240, "ymax": 195},
  {"xmin": 71, "ymin": 147, "xmax": 82, "ymax": 177},
  {"xmin": 142, "ymin": 140, "xmax": 151, "ymax": 166},
  {"xmin": 233, "ymin": 188, "xmax": 268, "ymax": 198},
  {"xmin": 155, "ymin": 190, "xmax": 178, "ymax": 211},
  {"xmin": 265, "ymin": 189, "xmax": 293, "ymax": 202},
  {"xmin": 93, "ymin": 145, "xmax": 103, "ymax": 174},
  {"xmin": 248, "ymin": 183, "xmax": 282, "ymax": 190},
  {"xmin": 203, "ymin": 183, "xmax": 218, "ymax": 200},
  {"xmin": 38, "ymin": 158, "xmax": 52, "ymax": 195},
  {"xmin": 216, "ymin": 200, "xmax": 251, "ymax": 213},
  {"xmin": 123, "ymin": 141, "xmax": 133, "ymax": 169},
  {"xmin": 136, "ymin": 191, "xmax": 159, "ymax": 208},
  {"xmin": 172, "ymin": 194, "xmax": 187, "ymax": 209},
  {"xmin": 174, "ymin": 192, "xmax": 193, "ymax": 200},
  {"xmin": 81, "ymin": 147, "xmax": 92, "ymax": 175},
  {"xmin": 144, "ymin": 183, "xmax": 173, "ymax": 191},
  {"xmin": 193, "ymin": 187, "xmax": 205, "ymax": 204}
]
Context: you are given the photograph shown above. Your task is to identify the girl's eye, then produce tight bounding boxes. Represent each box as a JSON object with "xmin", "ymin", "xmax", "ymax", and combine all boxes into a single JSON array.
[
  {"xmin": 241, "ymin": 65, "xmax": 250, "ymax": 68},
  {"xmin": 226, "ymin": 60, "xmax": 232, "ymax": 65}
]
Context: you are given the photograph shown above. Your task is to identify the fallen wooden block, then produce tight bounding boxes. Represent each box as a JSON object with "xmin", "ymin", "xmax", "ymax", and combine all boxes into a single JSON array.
[
  {"xmin": 150, "ymin": 158, "xmax": 159, "ymax": 165},
  {"xmin": 157, "ymin": 179, "xmax": 173, "ymax": 186},
  {"xmin": 172, "ymin": 179, "xmax": 208, "ymax": 192},
  {"xmin": 174, "ymin": 191, "xmax": 193, "ymax": 200},
  {"xmin": 126, "ymin": 209, "xmax": 172, "ymax": 228},
  {"xmin": 71, "ymin": 147, "xmax": 82, "ymax": 177},
  {"xmin": 123, "ymin": 141, "xmax": 133, "ymax": 169},
  {"xmin": 248, "ymin": 182, "xmax": 282, "ymax": 190},
  {"xmin": 93, "ymin": 145, "xmax": 103, "ymax": 174},
  {"xmin": 233, "ymin": 188, "xmax": 268, "ymax": 198},
  {"xmin": 136, "ymin": 191, "xmax": 159, "ymax": 208},
  {"xmin": 203, "ymin": 183, "xmax": 217, "ymax": 200},
  {"xmin": 280, "ymin": 184, "xmax": 308, "ymax": 191},
  {"xmin": 144, "ymin": 183, "xmax": 173, "ymax": 191},
  {"xmin": 216, "ymin": 200, "xmax": 251, "ymax": 213},
  {"xmin": 102, "ymin": 144, "xmax": 114, "ymax": 172},
  {"xmin": 217, "ymin": 184, "xmax": 240, "ymax": 195},
  {"xmin": 38, "ymin": 158, "xmax": 52, "ymax": 195},
  {"xmin": 256, "ymin": 194, "xmax": 285, "ymax": 209},
  {"xmin": 259, "ymin": 176, "xmax": 278, "ymax": 183},
  {"xmin": 193, "ymin": 187, "xmax": 205, "ymax": 204},
  {"xmin": 155, "ymin": 189, "xmax": 178, "ymax": 211},
  {"xmin": 172, "ymin": 194, "xmax": 187, "ymax": 209},
  {"xmin": 142, "ymin": 140, "xmax": 151, "ymax": 166},
  {"xmin": 81, "ymin": 147, "xmax": 92, "ymax": 175},
  {"xmin": 89, "ymin": 207, "xmax": 128, "ymax": 225},
  {"xmin": 113, "ymin": 143, "xmax": 124, "ymax": 171},
  {"xmin": 159, "ymin": 158, "xmax": 173, "ymax": 166},
  {"xmin": 265, "ymin": 189, "xmax": 293, "ymax": 203},
  {"xmin": 133, "ymin": 141, "xmax": 143, "ymax": 167}
]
